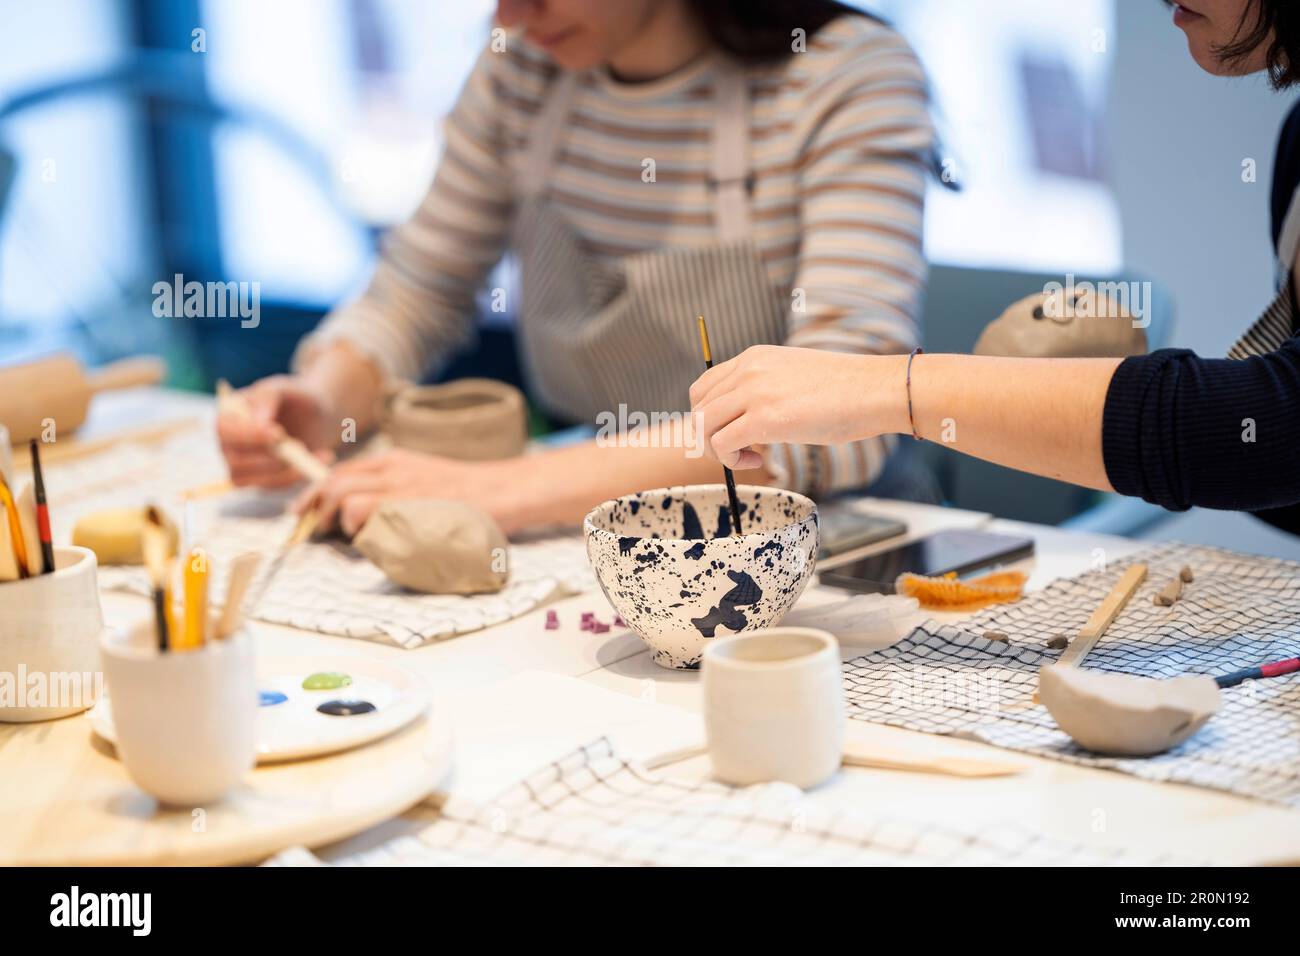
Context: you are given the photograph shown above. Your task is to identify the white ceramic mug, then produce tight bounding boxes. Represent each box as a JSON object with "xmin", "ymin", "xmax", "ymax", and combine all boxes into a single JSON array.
[
  {"xmin": 0, "ymin": 545, "xmax": 106, "ymax": 722},
  {"xmin": 100, "ymin": 619, "xmax": 257, "ymax": 806},
  {"xmin": 702, "ymin": 627, "xmax": 844, "ymax": 789}
]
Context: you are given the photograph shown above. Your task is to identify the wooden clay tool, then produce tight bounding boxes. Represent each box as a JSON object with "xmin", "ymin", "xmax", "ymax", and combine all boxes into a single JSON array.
[
  {"xmin": 0, "ymin": 354, "xmax": 165, "ymax": 444},
  {"xmin": 216, "ymin": 552, "xmax": 262, "ymax": 639},
  {"xmin": 142, "ymin": 506, "xmax": 175, "ymax": 652},
  {"xmin": 215, "ymin": 380, "xmax": 330, "ymax": 483},
  {"xmin": 695, "ymin": 316, "xmax": 744, "ymax": 535},
  {"xmin": 644, "ymin": 743, "xmax": 1024, "ymax": 779},
  {"xmin": 1057, "ymin": 563, "xmax": 1147, "ymax": 668}
]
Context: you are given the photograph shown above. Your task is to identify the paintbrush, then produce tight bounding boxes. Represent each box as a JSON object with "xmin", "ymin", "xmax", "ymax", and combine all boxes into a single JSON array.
[
  {"xmin": 0, "ymin": 471, "xmax": 30, "ymax": 578},
  {"xmin": 28, "ymin": 441, "xmax": 55, "ymax": 574},
  {"xmin": 246, "ymin": 499, "xmax": 323, "ymax": 614},
  {"xmin": 142, "ymin": 506, "xmax": 173, "ymax": 652},
  {"xmin": 215, "ymin": 379, "xmax": 330, "ymax": 483},
  {"xmin": 696, "ymin": 315, "xmax": 744, "ymax": 535}
]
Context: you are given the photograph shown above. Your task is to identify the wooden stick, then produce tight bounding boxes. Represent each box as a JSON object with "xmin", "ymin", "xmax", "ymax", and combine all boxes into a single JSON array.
[
  {"xmin": 216, "ymin": 380, "xmax": 329, "ymax": 484},
  {"xmin": 1057, "ymin": 563, "xmax": 1147, "ymax": 668},
  {"xmin": 217, "ymin": 552, "xmax": 262, "ymax": 639},
  {"xmin": 841, "ymin": 742, "xmax": 1025, "ymax": 778}
]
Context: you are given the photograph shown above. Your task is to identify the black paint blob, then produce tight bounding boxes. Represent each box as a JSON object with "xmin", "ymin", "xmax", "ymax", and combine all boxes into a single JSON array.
[
  {"xmin": 316, "ymin": 699, "xmax": 377, "ymax": 716},
  {"xmin": 690, "ymin": 570, "xmax": 763, "ymax": 637}
]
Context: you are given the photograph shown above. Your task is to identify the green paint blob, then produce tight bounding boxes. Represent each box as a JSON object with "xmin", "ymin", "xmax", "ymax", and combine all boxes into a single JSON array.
[{"xmin": 302, "ymin": 671, "xmax": 353, "ymax": 690}]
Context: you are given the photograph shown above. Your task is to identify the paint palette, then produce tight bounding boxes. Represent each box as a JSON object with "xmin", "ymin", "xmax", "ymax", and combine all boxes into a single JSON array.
[{"xmin": 89, "ymin": 656, "xmax": 428, "ymax": 764}]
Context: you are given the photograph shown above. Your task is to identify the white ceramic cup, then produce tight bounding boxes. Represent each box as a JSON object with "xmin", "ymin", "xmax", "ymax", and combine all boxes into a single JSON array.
[
  {"xmin": 0, "ymin": 545, "xmax": 106, "ymax": 722},
  {"xmin": 100, "ymin": 619, "xmax": 257, "ymax": 806},
  {"xmin": 702, "ymin": 627, "xmax": 844, "ymax": 789}
]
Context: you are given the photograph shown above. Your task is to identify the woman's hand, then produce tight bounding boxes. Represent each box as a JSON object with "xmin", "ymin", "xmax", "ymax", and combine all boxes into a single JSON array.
[
  {"xmin": 689, "ymin": 345, "xmax": 907, "ymax": 469},
  {"xmin": 217, "ymin": 376, "xmax": 339, "ymax": 488},
  {"xmin": 294, "ymin": 449, "xmax": 530, "ymax": 537}
]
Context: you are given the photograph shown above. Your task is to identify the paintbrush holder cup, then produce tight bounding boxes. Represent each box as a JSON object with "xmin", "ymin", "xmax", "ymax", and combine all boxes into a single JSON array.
[
  {"xmin": 702, "ymin": 627, "xmax": 844, "ymax": 789},
  {"xmin": 0, "ymin": 545, "xmax": 106, "ymax": 722},
  {"xmin": 100, "ymin": 621, "xmax": 257, "ymax": 806}
]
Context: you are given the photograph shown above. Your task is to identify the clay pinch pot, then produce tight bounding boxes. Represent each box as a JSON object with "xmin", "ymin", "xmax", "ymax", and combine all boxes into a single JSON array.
[{"xmin": 584, "ymin": 484, "xmax": 820, "ymax": 670}]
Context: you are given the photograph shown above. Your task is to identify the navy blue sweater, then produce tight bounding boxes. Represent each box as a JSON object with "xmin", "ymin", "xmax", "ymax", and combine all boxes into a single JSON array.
[{"xmin": 1102, "ymin": 101, "xmax": 1300, "ymax": 534}]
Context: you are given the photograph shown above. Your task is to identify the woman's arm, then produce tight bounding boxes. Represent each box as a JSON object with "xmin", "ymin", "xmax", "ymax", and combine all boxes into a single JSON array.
[
  {"xmin": 694, "ymin": 340, "xmax": 1300, "ymax": 513},
  {"xmin": 690, "ymin": 345, "xmax": 1121, "ymax": 490},
  {"xmin": 305, "ymin": 428, "xmax": 770, "ymax": 536}
]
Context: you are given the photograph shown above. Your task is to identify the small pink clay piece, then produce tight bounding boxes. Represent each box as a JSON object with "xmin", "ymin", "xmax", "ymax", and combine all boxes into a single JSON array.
[{"xmin": 592, "ymin": 621, "xmax": 610, "ymax": 633}]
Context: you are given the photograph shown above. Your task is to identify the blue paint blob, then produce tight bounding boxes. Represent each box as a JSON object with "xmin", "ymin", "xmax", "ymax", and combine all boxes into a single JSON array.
[
  {"xmin": 316, "ymin": 699, "xmax": 377, "ymax": 716},
  {"xmin": 259, "ymin": 690, "xmax": 289, "ymax": 707}
]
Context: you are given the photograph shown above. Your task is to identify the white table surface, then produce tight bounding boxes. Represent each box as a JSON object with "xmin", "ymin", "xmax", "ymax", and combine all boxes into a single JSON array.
[{"xmin": 39, "ymin": 389, "xmax": 1300, "ymax": 864}]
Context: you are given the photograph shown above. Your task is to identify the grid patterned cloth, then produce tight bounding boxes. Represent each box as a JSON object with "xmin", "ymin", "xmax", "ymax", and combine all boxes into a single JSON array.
[
  {"xmin": 267, "ymin": 738, "xmax": 1191, "ymax": 867},
  {"xmin": 44, "ymin": 427, "xmax": 597, "ymax": 648},
  {"xmin": 843, "ymin": 543, "xmax": 1300, "ymax": 807}
]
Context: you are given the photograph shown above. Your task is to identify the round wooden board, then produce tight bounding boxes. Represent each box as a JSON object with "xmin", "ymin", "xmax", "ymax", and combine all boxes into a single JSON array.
[{"xmin": 0, "ymin": 706, "xmax": 452, "ymax": 866}]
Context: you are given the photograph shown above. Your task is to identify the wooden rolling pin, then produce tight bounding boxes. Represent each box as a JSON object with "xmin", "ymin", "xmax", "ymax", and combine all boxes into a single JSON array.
[{"xmin": 0, "ymin": 353, "xmax": 166, "ymax": 444}]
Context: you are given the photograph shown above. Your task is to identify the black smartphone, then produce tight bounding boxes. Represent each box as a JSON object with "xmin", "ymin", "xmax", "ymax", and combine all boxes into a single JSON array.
[
  {"xmin": 818, "ymin": 529, "xmax": 1034, "ymax": 594},
  {"xmin": 817, "ymin": 510, "xmax": 907, "ymax": 559}
]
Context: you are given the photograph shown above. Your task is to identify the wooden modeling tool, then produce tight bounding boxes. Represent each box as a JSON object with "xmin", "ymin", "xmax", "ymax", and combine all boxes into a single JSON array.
[
  {"xmin": 217, "ymin": 552, "xmax": 263, "ymax": 639},
  {"xmin": 645, "ymin": 742, "xmax": 1024, "ymax": 779},
  {"xmin": 215, "ymin": 380, "xmax": 330, "ymax": 483},
  {"xmin": 28, "ymin": 441, "xmax": 55, "ymax": 574},
  {"xmin": 0, "ymin": 353, "xmax": 165, "ymax": 444},
  {"xmin": 841, "ymin": 740, "xmax": 1024, "ymax": 778},
  {"xmin": 0, "ymin": 472, "xmax": 30, "ymax": 579},
  {"xmin": 142, "ymin": 506, "xmax": 174, "ymax": 652},
  {"xmin": 695, "ymin": 315, "xmax": 744, "ymax": 535},
  {"xmin": 1056, "ymin": 563, "xmax": 1147, "ymax": 668}
]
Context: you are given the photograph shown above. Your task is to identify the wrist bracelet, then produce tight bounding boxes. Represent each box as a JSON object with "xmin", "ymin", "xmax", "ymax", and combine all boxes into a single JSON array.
[{"xmin": 906, "ymin": 347, "xmax": 923, "ymax": 441}]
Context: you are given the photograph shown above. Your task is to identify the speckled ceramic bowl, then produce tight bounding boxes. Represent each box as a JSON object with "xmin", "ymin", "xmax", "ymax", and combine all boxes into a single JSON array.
[{"xmin": 584, "ymin": 484, "xmax": 820, "ymax": 669}]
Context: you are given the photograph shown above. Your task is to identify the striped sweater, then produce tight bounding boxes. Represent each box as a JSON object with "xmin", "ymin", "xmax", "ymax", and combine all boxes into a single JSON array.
[{"xmin": 301, "ymin": 14, "xmax": 934, "ymax": 496}]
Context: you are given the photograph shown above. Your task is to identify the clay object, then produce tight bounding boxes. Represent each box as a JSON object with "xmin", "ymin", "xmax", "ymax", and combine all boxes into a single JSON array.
[
  {"xmin": 984, "ymin": 630, "xmax": 1009, "ymax": 643},
  {"xmin": 316, "ymin": 699, "xmax": 377, "ymax": 716},
  {"xmin": 354, "ymin": 498, "xmax": 508, "ymax": 595},
  {"xmin": 1179, "ymin": 566, "xmax": 1194, "ymax": 583},
  {"xmin": 1046, "ymin": 635, "xmax": 1070, "ymax": 650},
  {"xmin": 584, "ymin": 483, "xmax": 820, "ymax": 669},
  {"xmin": 72, "ymin": 506, "xmax": 178, "ymax": 566},
  {"xmin": 1153, "ymin": 576, "xmax": 1183, "ymax": 606},
  {"xmin": 384, "ymin": 378, "xmax": 527, "ymax": 461},
  {"xmin": 975, "ymin": 289, "xmax": 1148, "ymax": 359},
  {"xmin": 302, "ymin": 671, "xmax": 352, "ymax": 690},
  {"xmin": 1038, "ymin": 665, "xmax": 1221, "ymax": 757}
]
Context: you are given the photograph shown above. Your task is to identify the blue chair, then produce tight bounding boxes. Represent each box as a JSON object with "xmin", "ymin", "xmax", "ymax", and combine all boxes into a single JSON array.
[{"xmin": 917, "ymin": 264, "xmax": 1174, "ymax": 536}]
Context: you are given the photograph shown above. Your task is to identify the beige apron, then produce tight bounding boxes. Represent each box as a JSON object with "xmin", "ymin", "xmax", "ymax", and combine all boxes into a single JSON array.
[
  {"xmin": 1228, "ymin": 181, "xmax": 1300, "ymax": 358},
  {"xmin": 510, "ymin": 59, "xmax": 787, "ymax": 424}
]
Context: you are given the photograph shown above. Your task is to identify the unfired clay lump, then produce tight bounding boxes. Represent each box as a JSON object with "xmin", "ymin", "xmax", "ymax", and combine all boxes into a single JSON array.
[{"xmin": 354, "ymin": 499, "xmax": 508, "ymax": 595}]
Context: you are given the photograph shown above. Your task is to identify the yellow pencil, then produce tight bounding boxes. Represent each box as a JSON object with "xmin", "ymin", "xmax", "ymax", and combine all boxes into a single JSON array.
[
  {"xmin": 0, "ymin": 473, "xmax": 30, "ymax": 578},
  {"xmin": 181, "ymin": 546, "xmax": 209, "ymax": 651}
]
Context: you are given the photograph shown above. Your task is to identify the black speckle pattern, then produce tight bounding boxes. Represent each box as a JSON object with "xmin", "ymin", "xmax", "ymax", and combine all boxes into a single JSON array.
[{"xmin": 584, "ymin": 483, "xmax": 819, "ymax": 668}]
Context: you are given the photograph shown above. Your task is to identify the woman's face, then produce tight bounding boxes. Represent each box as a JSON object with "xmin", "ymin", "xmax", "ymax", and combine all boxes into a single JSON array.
[
  {"xmin": 496, "ymin": 0, "xmax": 663, "ymax": 70},
  {"xmin": 1171, "ymin": 1, "xmax": 1272, "ymax": 75}
]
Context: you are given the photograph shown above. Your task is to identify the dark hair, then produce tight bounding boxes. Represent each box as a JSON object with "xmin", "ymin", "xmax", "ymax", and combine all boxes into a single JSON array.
[
  {"xmin": 691, "ymin": 0, "xmax": 872, "ymax": 63},
  {"xmin": 1194, "ymin": 0, "xmax": 1300, "ymax": 89}
]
